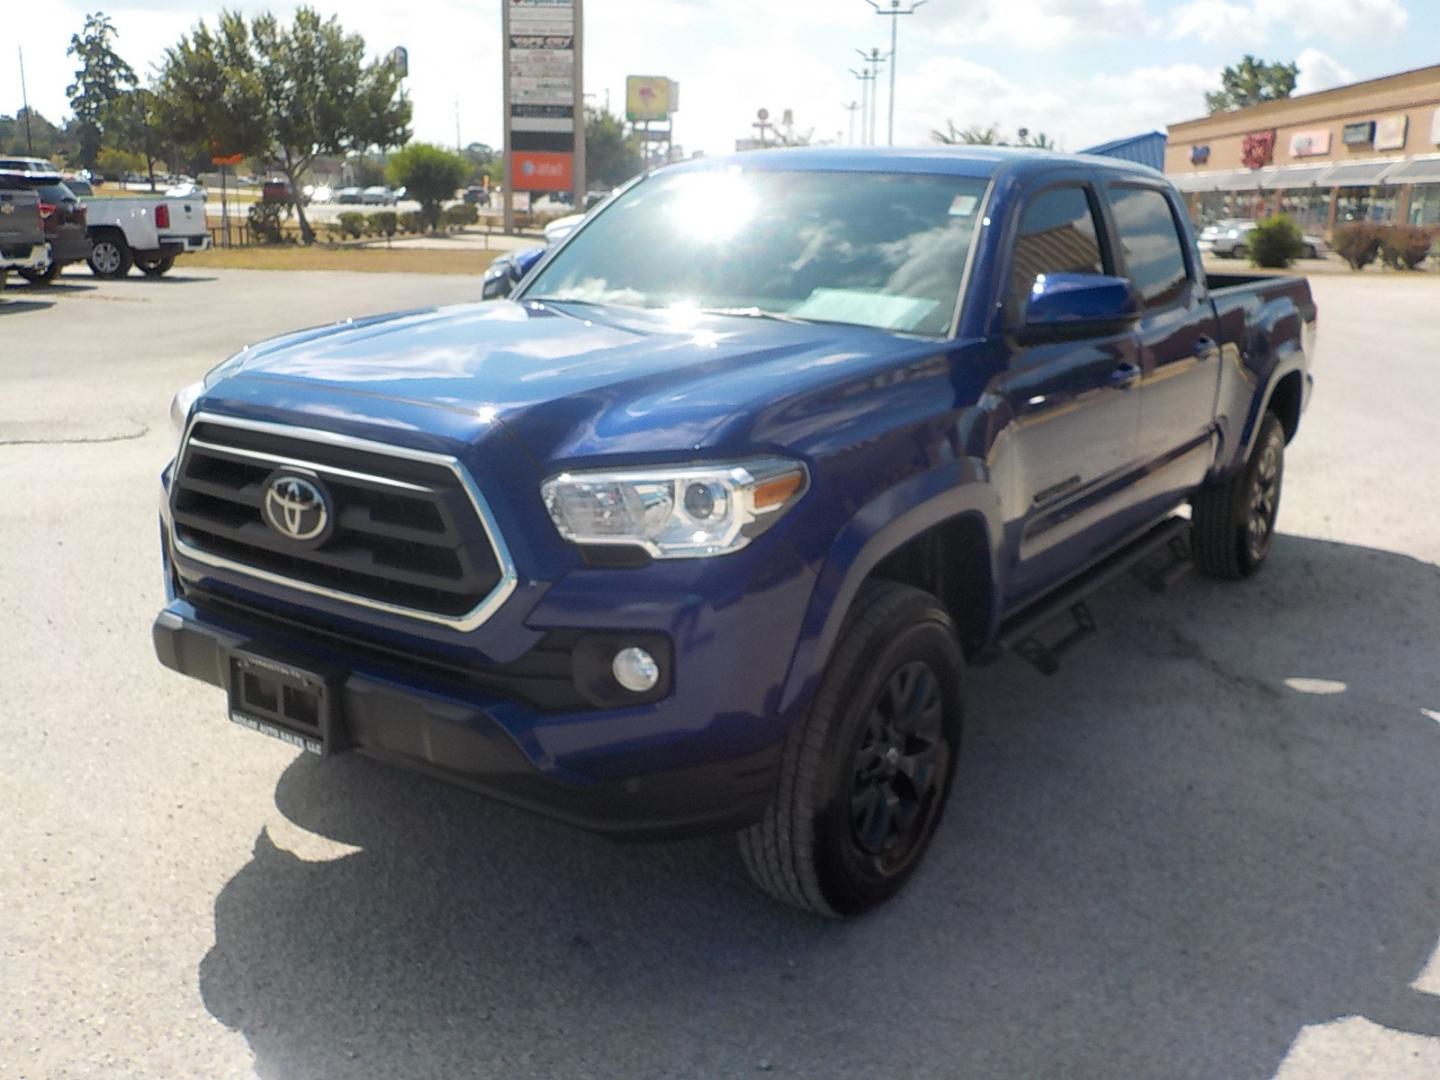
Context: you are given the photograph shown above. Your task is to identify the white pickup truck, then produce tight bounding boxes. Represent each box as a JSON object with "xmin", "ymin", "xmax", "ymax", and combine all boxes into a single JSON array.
[{"xmin": 83, "ymin": 190, "xmax": 210, "ymax": 277}]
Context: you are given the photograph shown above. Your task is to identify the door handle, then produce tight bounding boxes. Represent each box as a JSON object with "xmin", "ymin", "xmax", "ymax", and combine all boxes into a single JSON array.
[
  {"xmin": 1194, "ymin": 335, "xmax": 1218, "ymax": 358},
  {"xmin": 1108, "ymin": 362, "xmax": 1142, "ymax": 390}
]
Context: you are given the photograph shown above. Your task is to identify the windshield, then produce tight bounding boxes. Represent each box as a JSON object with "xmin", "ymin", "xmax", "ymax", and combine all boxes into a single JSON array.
[{"xmin": 523, "ymin": 168, "xmax": 988, "ymax": 336}]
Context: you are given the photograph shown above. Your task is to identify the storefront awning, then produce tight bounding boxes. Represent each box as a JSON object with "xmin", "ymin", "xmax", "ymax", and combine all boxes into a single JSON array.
[
  {"xmin": 1314, "ymin": 159, "xmax": 1404, "ymax": 188},
  {"xmin": 1170, "ymin": 169, "xmax": 1259, "ymax": 192},
  {"xmin": 1256, "ymin": 164, "xmax": 1332, "ymax": 190},
  {"xmin": 1383, "ymin": 155, "xmax": 1440, "ymax": 184}
]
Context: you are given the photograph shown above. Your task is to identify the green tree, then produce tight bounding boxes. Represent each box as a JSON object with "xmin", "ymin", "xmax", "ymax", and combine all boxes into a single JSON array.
[
  {"xmin": 462, "ymin": 141, "xmax": 497, "ymax": 185},
  {"xmin": 585, "ymin": 107, "xmax": 643, "ymax": 189},
  {"xmin": 0, "ymin": 109, "xmax": 82, "ymax": 163},
  {"xmin": 158, "ymin": 7, "xmax": 411, "ymax": 243},
  {"xmin": 1206, "ymin": 55, "xmax": 1299, "ymax": 114},
  {"xmin": 105, "ymin": 88, "xmax": 171, "ymax": 190},
  {"xmin": 387, "ymin": 143, "xmax": 468, "ymax": 230},
  {"xmin": 67, "ymin": 12, "xmax": 138, "ymax": 170}
]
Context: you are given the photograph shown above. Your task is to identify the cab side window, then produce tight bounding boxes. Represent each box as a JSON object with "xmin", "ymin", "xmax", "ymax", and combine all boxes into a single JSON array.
[
  {"xmin": 1107, "ymin": 186, "xmax": 1190, "ymax": 309},
  {"xmin": 1008, "ymin": 186, "xmax": 1106, "ymax": 318}
]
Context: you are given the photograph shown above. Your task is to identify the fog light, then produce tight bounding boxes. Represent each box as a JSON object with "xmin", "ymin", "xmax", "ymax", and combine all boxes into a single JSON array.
[{"xmin": 612, "ymin": 647, "xmax": 660, "ymax": 693}]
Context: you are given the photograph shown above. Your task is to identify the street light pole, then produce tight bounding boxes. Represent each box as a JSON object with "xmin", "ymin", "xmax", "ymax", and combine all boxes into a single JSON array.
[
  {"xmin": 848, "ymin": 68, "xmax": 873, "ymax": 146},
  {"xmin": 842, "ymin": 100, "xmax": 859, "ymax": 146},
  {"xmin": 857, "ymin": 48, "xmax": 886, "ymax": 148},
  {"xmin": 867, "ymin": 0, "xmax": 928, "ymax": 147}
]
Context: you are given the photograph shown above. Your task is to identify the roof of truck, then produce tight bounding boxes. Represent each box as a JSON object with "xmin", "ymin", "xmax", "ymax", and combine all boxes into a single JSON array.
[{"xmin": 666, "ymin": 145, "xmax": 1165, "ymax": 183}]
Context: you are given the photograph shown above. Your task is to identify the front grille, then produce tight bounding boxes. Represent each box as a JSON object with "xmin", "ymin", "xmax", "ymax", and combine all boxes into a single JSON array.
[{"xmin": 171, "ymin": 417, "xmax": 512, "ymax": 627}]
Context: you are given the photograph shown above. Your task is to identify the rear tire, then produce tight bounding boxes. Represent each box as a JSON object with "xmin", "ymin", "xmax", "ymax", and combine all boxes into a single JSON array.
[
  {"xmin": 19, "ymin": 260, "xmax": 60, "ymax": 285},
  {"xmin": 88, "ymin": 235, "xmax": 132, "ymax": 278},
  {"xmin": 1302, "ymin": 244, "xmax": 1318, "ymax": 259},
  {"xmin": 1192, "ymin": 411, "xmax": 1285, "ymax": 580},
  {"xmin": 1233, "ymin": 243, "xmax": 1249, "ymax": 261},
  {"xmin": 137, "ymin": 255, "xmax": 175, "ymax": 277},
  {"xmin": 739, "ymin": 581, "xmax": 963, "ymax": 917}
]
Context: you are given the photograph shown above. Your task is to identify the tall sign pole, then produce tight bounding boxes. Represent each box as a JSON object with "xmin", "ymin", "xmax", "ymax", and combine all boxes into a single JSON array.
[{"xmin": 504, "ymin": 0, "xmax": 584, "ymax": 234}]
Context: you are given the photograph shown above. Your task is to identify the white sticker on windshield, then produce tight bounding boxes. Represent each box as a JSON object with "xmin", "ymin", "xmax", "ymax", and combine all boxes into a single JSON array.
[{"xmin": 949, "ymin": 194, "xmax": 978, "ymax": 218}]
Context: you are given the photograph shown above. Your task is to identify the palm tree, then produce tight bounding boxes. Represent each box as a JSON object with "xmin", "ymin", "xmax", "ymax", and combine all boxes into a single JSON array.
[{"xmin": 931, "ymin": 120, "xmax": 1002, "ymax": 145}]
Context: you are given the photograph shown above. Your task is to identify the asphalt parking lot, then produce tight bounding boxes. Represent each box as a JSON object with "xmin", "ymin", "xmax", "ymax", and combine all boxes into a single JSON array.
[{"xmin": 2, "ymin": 266, "xmax": 1438, "ymax": 1079}]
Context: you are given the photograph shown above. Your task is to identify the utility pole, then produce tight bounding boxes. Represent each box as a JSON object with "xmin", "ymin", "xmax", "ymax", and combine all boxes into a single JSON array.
[
  {"xmin": 842, "ymin": 100, "xmax": 860, "ymax": 146},
  {"xmin": 18, "ymin": 47, "xmax": 33, "ymax": 154},
  {"xmin": 866, "ymin": 1, "xmax": 928, "ymax": 147},
  {"xmin": 856, "ymin": 48, "xmax": 886, "ymax": 147},
  {"xmin": 848, "ymin": 68, "xmax": 873, "ymax": 145}
]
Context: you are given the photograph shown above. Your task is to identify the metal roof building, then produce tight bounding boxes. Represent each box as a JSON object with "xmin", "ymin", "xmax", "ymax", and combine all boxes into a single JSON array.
[{"xmin": 1079, "ymin": 131, "xmax": 1167, "ymax": 172}]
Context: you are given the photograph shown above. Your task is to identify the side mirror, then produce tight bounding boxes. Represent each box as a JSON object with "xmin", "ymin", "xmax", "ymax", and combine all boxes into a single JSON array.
[
  {"xmin": 1018, "ymin": 273, "xmax": 1141, "ymax": 341},
  {"xmin": 481, "ymin": 245, "xmax": 546, "ymax": 300}
]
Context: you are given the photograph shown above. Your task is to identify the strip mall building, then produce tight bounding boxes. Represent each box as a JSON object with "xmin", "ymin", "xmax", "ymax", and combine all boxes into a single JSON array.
[{"xmin": 1165, "ymin": 63, "xmax": 1440, "ymax": 234}]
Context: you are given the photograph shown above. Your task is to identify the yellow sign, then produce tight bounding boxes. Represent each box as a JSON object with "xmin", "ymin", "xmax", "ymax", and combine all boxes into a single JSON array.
[{"xmin": 626, "ymin": 76, "xmax": 672, "ymax": 122}]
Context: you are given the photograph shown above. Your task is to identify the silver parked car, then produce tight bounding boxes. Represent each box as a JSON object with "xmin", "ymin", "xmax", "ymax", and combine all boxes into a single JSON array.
[{"xmin": 1198, "ymin": 219, "xmax": 1328, "ymax": 260}]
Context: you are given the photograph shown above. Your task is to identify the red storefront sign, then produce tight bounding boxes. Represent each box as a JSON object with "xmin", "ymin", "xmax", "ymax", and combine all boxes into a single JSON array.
[{"xmin": 512, "ymin": 151, "xmax": 573, "ymax": 192}]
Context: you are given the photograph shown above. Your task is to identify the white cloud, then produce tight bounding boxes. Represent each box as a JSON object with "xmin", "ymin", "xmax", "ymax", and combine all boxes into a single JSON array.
[
  {"xmin": 938, "ymin": 0, "xmax": 1158, "ymax": 51},
  {"xmin": 1170, "ymin": 0, "xmax": 1409, "ymax": 44},
  {"xmin": 895, "ymin": 55, "xmax": 1217, "ymax": 150},
  {"xmin": 1294, "ymin": 48, "xmax": 1357, "ymax": 95}
]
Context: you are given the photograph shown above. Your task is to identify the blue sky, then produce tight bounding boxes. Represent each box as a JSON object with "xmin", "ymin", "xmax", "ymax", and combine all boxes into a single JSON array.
[{"xmin": 5, "ymin": 0, "xmax": 1435, "ymax": 157}]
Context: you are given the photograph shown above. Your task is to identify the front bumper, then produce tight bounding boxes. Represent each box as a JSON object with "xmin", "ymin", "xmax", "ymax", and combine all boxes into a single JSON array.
[{"xmin": 153, "ymin": 603, "xmax": 783, "ymax": 840}]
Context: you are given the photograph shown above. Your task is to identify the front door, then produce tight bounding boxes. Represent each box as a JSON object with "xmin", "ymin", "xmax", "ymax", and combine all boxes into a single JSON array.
[{"xmin": 994, "ymin": 182, "xmax": 1144, "ymax": 606}]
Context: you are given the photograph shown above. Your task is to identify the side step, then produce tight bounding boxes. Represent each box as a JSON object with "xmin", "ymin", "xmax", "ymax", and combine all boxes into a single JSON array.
[{"xmin": 992, "ymin": 517, "xmax": 1192, "ymax": 675}]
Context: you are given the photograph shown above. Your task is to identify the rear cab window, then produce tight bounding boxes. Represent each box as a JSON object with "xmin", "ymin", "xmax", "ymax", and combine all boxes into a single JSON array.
[
  {"xmin": 1105, "ymin": 185, "xmax": 1192, "ymax": 310},
  {"xmin": 1007, "ymin": 184, "xmax": 1108, "ymax": 319}
]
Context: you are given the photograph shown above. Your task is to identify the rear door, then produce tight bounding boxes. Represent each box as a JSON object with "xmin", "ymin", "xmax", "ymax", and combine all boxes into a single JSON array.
[
  {"xmin": 994, "ymin": 180, "xmax": 1145, "ymax": 604},
  {"xmin": 1101, "ymin": 182, "xmax": 1221, "ymax": 505}
]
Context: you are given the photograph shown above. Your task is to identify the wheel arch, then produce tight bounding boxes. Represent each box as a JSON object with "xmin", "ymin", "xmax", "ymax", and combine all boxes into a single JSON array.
[
  {"xmin": 1266, "ymin": 368, "xmax": 1305, "ymax": 444},
  {"xmin": 778, "ymin": 460, "xmax": 1003, "ymax": 716}
]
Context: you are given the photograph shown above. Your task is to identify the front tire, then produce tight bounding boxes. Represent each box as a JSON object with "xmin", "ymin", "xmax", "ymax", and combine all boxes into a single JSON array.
[
  {"xmin": 1192, "ymin": 411, "xmax": 1285, "ymax": 580},
  {"xmin": 88, "ymin": 235, "xmax": 133, "ymax": 278},
  {"xmin": 739, "ymin": 581, "xmax": 963, "ymax": 917}
]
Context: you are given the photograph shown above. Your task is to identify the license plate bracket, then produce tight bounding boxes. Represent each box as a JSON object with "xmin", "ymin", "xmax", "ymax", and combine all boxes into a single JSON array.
[{"xmin": 226, "ymin": 646, "xmax": 343, "ymax": 756}]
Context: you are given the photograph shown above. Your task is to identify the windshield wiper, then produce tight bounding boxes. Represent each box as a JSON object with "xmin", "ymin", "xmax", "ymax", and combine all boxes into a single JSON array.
[
  {"xmin": 698, "ymin": 306, "xmax": 814, "ymax": 325},
  {"xmin": 524, "ymin": 295, "xmax": 611, "ymax": 308}
]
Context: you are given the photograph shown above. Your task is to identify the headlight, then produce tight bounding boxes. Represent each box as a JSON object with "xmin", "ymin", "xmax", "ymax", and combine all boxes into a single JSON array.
[
  {"xmin": 541, "ymin": 458, "xmax": 808, "ymax": 558},
  {"xmin": 1227, "ymin": 229, "xmax": 1240, "ymax": 239},
  {"xmin": 169, "ymin": 379, "xmax": 205, "ymax": 438}
]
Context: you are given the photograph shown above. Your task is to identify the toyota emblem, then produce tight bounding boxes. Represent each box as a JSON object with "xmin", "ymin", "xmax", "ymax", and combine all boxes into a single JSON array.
[{"xmin": 262, "ymin": 473, "xmax": 331, "ymax": 542}]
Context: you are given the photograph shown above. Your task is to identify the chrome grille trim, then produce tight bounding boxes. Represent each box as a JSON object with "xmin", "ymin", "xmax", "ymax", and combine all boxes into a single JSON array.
[{"xmin": 169, "ymin": 411, "xmax": 519, "ymax": 632}]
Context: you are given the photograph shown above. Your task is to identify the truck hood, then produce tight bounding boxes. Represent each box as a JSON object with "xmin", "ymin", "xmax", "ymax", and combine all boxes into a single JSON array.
[{"xmin": 211, "ymin": 299, "xmax": 921, "ymax": 459}]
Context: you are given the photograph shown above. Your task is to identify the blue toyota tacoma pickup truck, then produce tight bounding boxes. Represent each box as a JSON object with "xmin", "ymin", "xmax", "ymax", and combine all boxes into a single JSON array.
[{"xmin": 155, "ymin": 148, "xmax": 1315, "ymax": 916}]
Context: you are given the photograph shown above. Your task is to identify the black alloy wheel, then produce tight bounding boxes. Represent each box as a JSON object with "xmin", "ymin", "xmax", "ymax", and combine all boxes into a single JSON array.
[{"xmin": 849, "ymin": 660, "xmax": 948, "ymax": 877}]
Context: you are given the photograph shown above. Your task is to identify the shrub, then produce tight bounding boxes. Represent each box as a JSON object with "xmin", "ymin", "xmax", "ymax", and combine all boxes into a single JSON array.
[
  {"xmin": 1247, "ymin": 215, "xmax": 1304, "ymax": 268},
  {"xmin": 443, "ymin": 203, "xmax": 479, "ymax": 229},
  {"xmin": 1332, "ymin": 223, "xmax": 1385, "ymax": 271},
  {"xmin": 399, "ymin": 211, "xmax": 425, "ymax": 234},
  {"xmin": 247, "ymin": 201, "xmax": 286, "ymax": 245},
  {"xmin": 1379, "ymin": 224, "xmax": 1437, "ymax": 271},
  {"xmin": 336, "ymin": 211, "xmax": 367, "ymax": 240},
  {"xmin": 370, "ymin": 211, "xmax": 399, "ymax": 241},
  {"xmin": 388, "ymin": 143, "xmax": 468, "ymax": 231}
]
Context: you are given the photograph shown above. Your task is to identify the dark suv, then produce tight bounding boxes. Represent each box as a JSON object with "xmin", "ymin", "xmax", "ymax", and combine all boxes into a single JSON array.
[{"xmin": 0, "ymin": 170, "xmax": 90, "ymax": 284}]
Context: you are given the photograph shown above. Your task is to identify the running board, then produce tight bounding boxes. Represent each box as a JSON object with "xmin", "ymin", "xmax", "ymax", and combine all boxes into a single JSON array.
[{"xmin": 988, "ymin": 517, "xmax": 1193, "ymax": 675}]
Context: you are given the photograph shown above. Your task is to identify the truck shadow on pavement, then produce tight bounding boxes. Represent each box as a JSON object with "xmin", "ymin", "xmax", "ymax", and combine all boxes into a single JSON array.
[{"xmin": 198, "ymin": 534, "xmax": 1440, "ymax": 1080}]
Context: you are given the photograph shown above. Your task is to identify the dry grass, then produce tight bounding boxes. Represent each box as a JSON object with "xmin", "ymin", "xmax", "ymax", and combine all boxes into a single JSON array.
[{"xmin": 183, "ymin": 244, "xmax": 501, "ymax": 275}]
